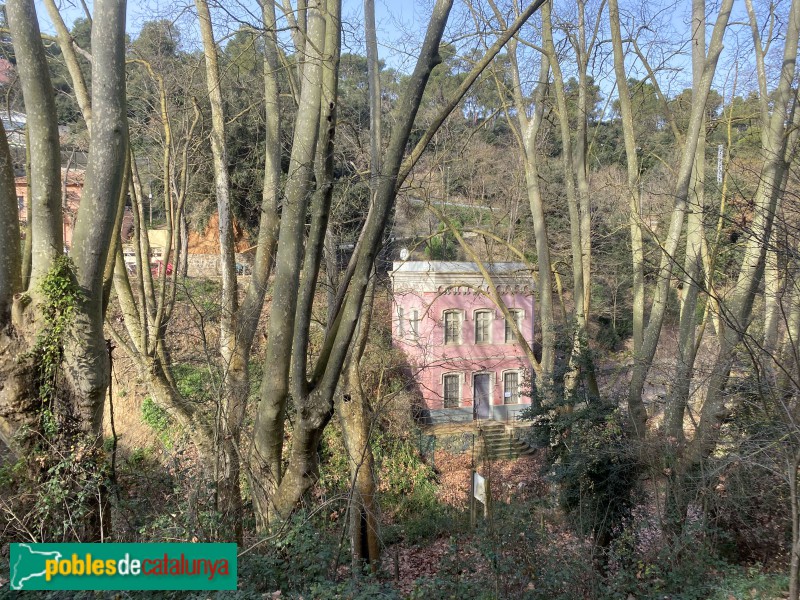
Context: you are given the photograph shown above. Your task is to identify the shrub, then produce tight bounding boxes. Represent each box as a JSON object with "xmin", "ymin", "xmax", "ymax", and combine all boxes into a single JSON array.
[
  {"xmin": 526, "ymin": 397, "xmax": 640, "ymax": 547},
  {"xmin": 602, "ymin": 519, "xmax": 729, "ymax": 600},
  {"xmin": 708, "ymin": 565, "xmax": 789, "ymax": 600},
  {"xmin": 141, "ymin": 396, "xmax": 174, "ymax": 446}
]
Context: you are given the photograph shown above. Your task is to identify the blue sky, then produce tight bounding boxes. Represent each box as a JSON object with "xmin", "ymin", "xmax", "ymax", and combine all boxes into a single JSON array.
[
  {"xmin": 34, "ymin": 0, "xmax": 433, "ymax": 71},
  {"xmin": 32, "ymin": 0, "xmax": 765, "ymax": 103}
]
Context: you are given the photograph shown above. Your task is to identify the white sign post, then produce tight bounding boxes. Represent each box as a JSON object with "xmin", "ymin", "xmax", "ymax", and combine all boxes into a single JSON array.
[
  {"xmin": 471, "ymin": 471, "xmax": 489, "ymax": 525},
  {"xmin": 473, "ymin": 472, "xmax": 486, "ymax": 504}
]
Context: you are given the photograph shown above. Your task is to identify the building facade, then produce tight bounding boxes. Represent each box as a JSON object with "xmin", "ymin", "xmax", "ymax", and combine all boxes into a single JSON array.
[
  {"xmin": 16, "ymin": 170, "xmax": 84, "ymax": 252},
  {"xmin": 390, "ymin": 261, "xmax": 535, "ymax": 423}
]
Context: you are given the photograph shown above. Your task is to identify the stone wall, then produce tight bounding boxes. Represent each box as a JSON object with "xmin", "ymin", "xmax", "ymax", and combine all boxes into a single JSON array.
[
  {"xmin": 186, "ymin": 253, "xmax": 253, "ymax": 278},
  {"xmin": 187, "ymin": 254, "xmax": 220, "ymax": 277}
]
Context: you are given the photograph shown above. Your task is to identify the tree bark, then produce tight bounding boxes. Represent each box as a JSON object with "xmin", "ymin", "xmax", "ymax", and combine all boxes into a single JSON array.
[
  {"xmin": 6, "ymin": 0, "xmax": 62, "ymax": 292},
  {"xmin": 338, "ymin": 277, "xmax": 381, "ymax": 569},
  {"xmin": 485, "ymin": 0, "xmax": 556, "ymax": 397},
  {"xmin": 67, "ymin": 0, "xmax": 128, "ymax": 439},
  {"xmin": 0, "ymin": 0, "xmax": 127, "ymax": 542},
  {"xmin": 42, "ymin": 0, "xmax": 92, "ymax": 130},
  {"xmin": 252, "ymin": 0, "xmax": 457, "ymax": 526},
  {"xmin": 252, "ymin": 0, "xmax": 330, "ymax": 526},
  {"xmin": 664, "ymin": 0, "xmax": 707, "ymax": 443},
  {"xmin": 337, "ymin": 0, "xmax": 382, "ymax": 569},
  {"xmin": 619, "ymin": 0, "xmax": 733, "ymax": 437},
  {"xmin": 194, "ymin": 0, "xmax": 277, "ymax": 542},
  {"xmin": 0, "ymin": 120, "xmax": 21, "ymax": 325},
  {"xmin": 543, "ymin": 1, "xmax": 598, "ymax": 399},
  {"xmin": 684, "ymin": 0, "xmax": 800, "ymax": 470}
]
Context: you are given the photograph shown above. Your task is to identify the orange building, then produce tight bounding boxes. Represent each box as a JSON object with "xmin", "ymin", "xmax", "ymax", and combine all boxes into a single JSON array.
[
  {"xmin": 16, "ymin": 169, "xmax": 134, "ymax": 253},
  {"xmin": 15, "ymin": 169, "xmax": 84, "ymax": 251}
]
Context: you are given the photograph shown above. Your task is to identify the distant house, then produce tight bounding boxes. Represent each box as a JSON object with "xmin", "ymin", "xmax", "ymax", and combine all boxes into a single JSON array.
[
  {"xmin": 121, "ymin": 212, "xmax": 255, "ymax": 278},
  {"xmin": 390, "ymin": 261, "xmax": 536, "ymax": 424},
  {"xmin": 122, "ymin": 228, "xmax": 169, "ymax": 274},
  {"xmin": 17, "ymin": 169, "xmax": 134, "ymax": 254},
  {"xmin": 16, "ymin": 169, "xmax": 84, "ymax": 251},
  {"xmin": 1, "ymin": 109, "xmax": 26, "ymax": 147},
  {"xmin": 0, "ymin": 58, "xmax": 14, "ymax": 85}
]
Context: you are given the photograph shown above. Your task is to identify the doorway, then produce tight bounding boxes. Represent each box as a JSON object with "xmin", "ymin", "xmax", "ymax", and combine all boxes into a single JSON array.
[{"xmin": 473, "ymin": 373, "xmax": 491, "ymax": 420}]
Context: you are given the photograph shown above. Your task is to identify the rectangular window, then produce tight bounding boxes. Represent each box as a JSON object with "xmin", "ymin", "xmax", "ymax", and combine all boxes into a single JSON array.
[
  {"xmin": 505, "ymin": 310, "xmax": 523, "ymax": 343},
  {"xmin": 397, "ymin": 306, "xmax": 405, "ymax": 336},
  {"xmin": 17, "ymin": 196, "xmax": 24, "ymax": 211},
  {"xmin": 475, "ymin": 311, "xmax": 491, "ymax": 343},
  {"xmin": 443, "ymin": 374, "xmax": 460, "ymax": 408},
  {"xmin": 444, "ymin": 311, "xmax": 461, "ymax": 344},
  {"xmin": 410, "ymin": 309, "xmax": 419, "ymax": 339},
  {"xmin": 503, "ymin": 371, "xmax": 520, "ymax": 404}
]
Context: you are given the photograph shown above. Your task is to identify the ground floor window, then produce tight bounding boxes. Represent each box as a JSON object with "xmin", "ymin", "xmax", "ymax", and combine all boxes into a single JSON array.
[
  {"xmin": 443, "ymin": 373, "xmax": 461, "ymax": 408},
  {"xmin": 503, "ymin": 371, "xmax": 520, "ymax": 404}
]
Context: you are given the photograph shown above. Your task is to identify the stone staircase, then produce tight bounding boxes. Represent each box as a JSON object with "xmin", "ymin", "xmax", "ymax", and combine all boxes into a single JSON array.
[{"xmin": 475, "ymin": 421, "xmax": 535, "ymax": 461}]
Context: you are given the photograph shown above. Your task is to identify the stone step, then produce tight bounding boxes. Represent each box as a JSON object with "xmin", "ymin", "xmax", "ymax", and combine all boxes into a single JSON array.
[
  {"xmin": 483, "ymin": 442, "xmax": 530, "ymax": 450},
  {"xmin": 481, "ymin": 430, "xmax": 519, "ymax": 439},
  {"xmin": 479, "ymin": 439, "xmax": 523, "ymax": 448},
  {"xmin": 475, "ymin": 430, "xmax": 535, "ymax": 460},
  {"xmin": 481, "ymin": 435, "xmax": 528, "ymax": 446},
  {"xmin": 422, "ymin": 420, "xmax": 535, "ymax": 461},
  {"xmin": 478, "ymin": 445, "xmax": 531, "ymax": 458}
]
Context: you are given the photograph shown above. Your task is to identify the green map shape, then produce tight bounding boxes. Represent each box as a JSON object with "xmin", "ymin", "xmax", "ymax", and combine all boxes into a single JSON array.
[{"xmin": 10, "ymin": 544, "xmax": 63, "ymax": 590}]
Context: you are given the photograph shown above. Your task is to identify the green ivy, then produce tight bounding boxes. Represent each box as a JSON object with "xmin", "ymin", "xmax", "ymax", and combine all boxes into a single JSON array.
[
  {"xmin": 141, "ymin": 396, "xmax": 176, "ymax": 447},
  {"xmin": 22, "ymin": 256, "xmax": 84, "ymax": 438}
]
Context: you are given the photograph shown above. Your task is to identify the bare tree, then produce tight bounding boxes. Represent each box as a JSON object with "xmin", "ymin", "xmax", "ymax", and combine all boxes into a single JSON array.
[
  {"xmin": 0, "ymin": 0, "xmax": 128, "ymax": 541},
  {"xmin": 247, "ymin": 0, "xmax": 542, "ymax": 526},
  {"xmin": 677, "ymin": 0, "xmax": 800, "ymax": 499},
  {"xmin": 485, "ymin": 0, "xmax": 555, "ymax": 396},
  {"xmin": 609, "ymin": 0, "xmax": 735, "ymax": 437},
  {"xmin": 335, "ymin": 0, "xmax": 383, "ymax": 568}
]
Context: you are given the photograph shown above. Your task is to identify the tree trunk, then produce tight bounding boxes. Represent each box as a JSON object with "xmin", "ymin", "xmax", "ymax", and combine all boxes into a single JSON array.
[
  {"xmin": 6, "ymin": 0, "xmax": 62, "ymax": 293},
  {"xmin": 42, "ymin": 0, "xmax": 92, "ymax": 129},
  {"xmin": 1, "ymin": 0, "xmax": 128, "ymax": 542},
  {"xmin": 790, "ymin": 450, "xmax": 800, "ymax": 600},
  {"xmin": 573, "ymin": 0, "xmax": 596, "ymax": 324},
  {"xmin": 338, "ymin": 374, "xmax": 381, "ymax": 570},
  {"xmin": 664, "ymin": 0, "xmax": 707, "ymax": 443},
  {"xmin": 0, "ymin": 120, "xmax": 21, "ymax": 326},
  {"xmin": 543, "ymin": 1, "xmax": 598, "ymax": 399},
  {"xmin": 66, "ymin": 0, "xmax": 128, "ymax": 435},
  {"xmin": 338, "ymin": 276, "xmax": 380, "ymax": 570},
  {"xmin": 252, "ymin": 0, "xmax": 329, "ymax": 526},
  {"xmin": 678, "ymin": 0, "xmax": 800, "ymax": 529},
  {"xmin": 251, "ymin": 0, "xmax": 534, "ymax": 528},
  {"xmin": 268, "ymin": 389, "xmax": 336, "ymax": 520},
  {"xmin": 194, "ymin": 0, "xmax": 252, "ymax": 542},
  {"xmin": 485, "ymin": 0, "xmax": 556, "ymax": 398},
  {"xmin": 614, "ymin": 0, "xmax": 734, "ymax": 437},
  {"xmin": 684, "ymin": 30, "xmax": 799, "ymax": 470}
]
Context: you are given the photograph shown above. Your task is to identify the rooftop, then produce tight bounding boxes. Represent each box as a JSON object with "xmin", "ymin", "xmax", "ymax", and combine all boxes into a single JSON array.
[
  {"xmin": 390, "ymin": 261, "xmax": 533, "ymax": 274},
  {"xmin": 390, "ymin": 261, "xmax": 536, "ymax": 294}
]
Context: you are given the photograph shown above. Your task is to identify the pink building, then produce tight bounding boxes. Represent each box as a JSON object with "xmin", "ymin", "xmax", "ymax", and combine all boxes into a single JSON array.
[
  {"xmin": 16, "ymin": 170, "xmax": 83, "ymax": 251},
  {"xmin": 390, "ymin": 261, "xmax": 535, "ymax": 423},
  {"xmin": 17, "ymin": 170, "xmax": 134, "ymax": 253}
]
